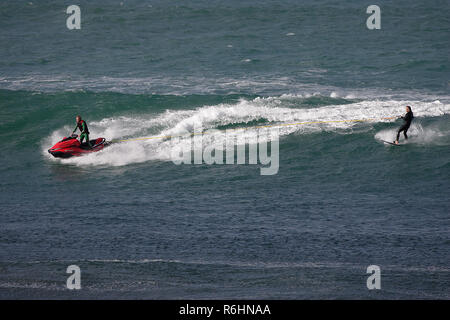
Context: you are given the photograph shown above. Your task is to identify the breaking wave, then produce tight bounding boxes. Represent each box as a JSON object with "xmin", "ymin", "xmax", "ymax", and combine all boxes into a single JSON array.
[{"xmin": 42, "ymin": 95, "xmax": 450, "ymax": 166}]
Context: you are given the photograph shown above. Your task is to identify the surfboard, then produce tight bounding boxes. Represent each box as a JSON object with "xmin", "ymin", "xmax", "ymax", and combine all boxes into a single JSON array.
[{"xmin": 380, "ymin": 140, "xmax": 401, "ymax": 146}]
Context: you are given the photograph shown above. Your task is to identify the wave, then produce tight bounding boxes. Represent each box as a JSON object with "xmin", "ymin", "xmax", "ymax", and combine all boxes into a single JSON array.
[
  {"xmin": 2, "ymin": 75, "xmax": 450, "ymax": 101},
  {"xmin": 42, "ymin": 96, "xmax": 450, "ymax": 167}
]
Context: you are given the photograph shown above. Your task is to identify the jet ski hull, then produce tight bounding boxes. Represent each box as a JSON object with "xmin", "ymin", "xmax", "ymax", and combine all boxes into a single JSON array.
[{"xmin": 48, "ymin": 136, "xmax": 108, "ymax": 158}]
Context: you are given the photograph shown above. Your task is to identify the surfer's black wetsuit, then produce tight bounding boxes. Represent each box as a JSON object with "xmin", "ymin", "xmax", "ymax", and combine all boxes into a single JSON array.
[{"xmin": 396, "ymin": 111, "xmax": 413, "ymax": 141}]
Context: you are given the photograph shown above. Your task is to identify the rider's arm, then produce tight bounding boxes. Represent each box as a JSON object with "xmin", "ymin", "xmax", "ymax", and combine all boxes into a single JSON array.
[
  {"xmin": 81, "ymin": 122, "xmax": 87, "ymax": 134},
  {"xmin": 405, "ymin": 113, "xmax": 412, "ymax": 121}
]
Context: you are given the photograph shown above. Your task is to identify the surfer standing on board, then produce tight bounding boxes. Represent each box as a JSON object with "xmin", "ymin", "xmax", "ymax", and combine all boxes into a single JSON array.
[{"xmin": 395, "ymin": 106, "xmax": 414, "ymax": 144}]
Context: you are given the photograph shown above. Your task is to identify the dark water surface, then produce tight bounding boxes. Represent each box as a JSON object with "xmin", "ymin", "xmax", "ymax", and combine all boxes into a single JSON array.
[{"xmin": 0, "ymin": 0, "xmax": 449, "ymax": 299}]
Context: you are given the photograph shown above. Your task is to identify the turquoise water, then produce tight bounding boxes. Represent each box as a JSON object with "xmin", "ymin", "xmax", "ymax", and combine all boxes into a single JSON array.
[{"xmin": 0, "ymin": 0, "xmax": 449, "ymax": 299}]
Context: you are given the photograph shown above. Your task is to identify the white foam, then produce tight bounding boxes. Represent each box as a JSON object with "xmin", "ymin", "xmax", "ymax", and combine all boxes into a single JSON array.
[
  {"xmin": 3, "ymin": 74, "xmax": 450, "ymax": 101},
  {"xmin": 375, "ymin": 122, "xmax": 450, "ymax": 145}
]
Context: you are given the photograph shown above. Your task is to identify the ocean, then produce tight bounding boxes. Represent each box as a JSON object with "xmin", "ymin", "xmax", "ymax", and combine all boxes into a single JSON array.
[{"xmin": 0, "ymin": 0, "xmax": 449, "ymax": 299}]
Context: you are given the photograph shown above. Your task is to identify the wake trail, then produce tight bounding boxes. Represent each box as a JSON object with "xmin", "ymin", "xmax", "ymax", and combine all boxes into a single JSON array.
[{"xmin": 42, "ymin": 96, "xmax": 450, "ymax": 166}]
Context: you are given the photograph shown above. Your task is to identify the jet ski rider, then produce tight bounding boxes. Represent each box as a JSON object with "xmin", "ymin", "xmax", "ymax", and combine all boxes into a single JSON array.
[{"xmin": 72, "ymin": 115, "xmax": 92, "ymax": 148}]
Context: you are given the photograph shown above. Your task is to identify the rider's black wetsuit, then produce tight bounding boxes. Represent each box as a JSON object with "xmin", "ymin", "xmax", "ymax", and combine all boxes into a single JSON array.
[{"xmin": 396, "ymin": 110, "xmax": 414, "ymax": 141}]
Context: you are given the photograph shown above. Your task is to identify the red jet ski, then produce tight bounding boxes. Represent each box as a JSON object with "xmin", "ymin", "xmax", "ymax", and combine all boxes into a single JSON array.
[{"xmin": 48, "ymin": 134, "xmax": 108, "ymax": 158}]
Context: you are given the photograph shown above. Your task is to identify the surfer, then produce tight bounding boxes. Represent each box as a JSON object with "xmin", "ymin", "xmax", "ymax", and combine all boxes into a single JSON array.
[
  {"xmin": 72, "ymin": 115, "xmax": 91, "ymax": 148},
  {"xmin": 394, "ymin": 106, "xmax": 413, "ymax": 144}
]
